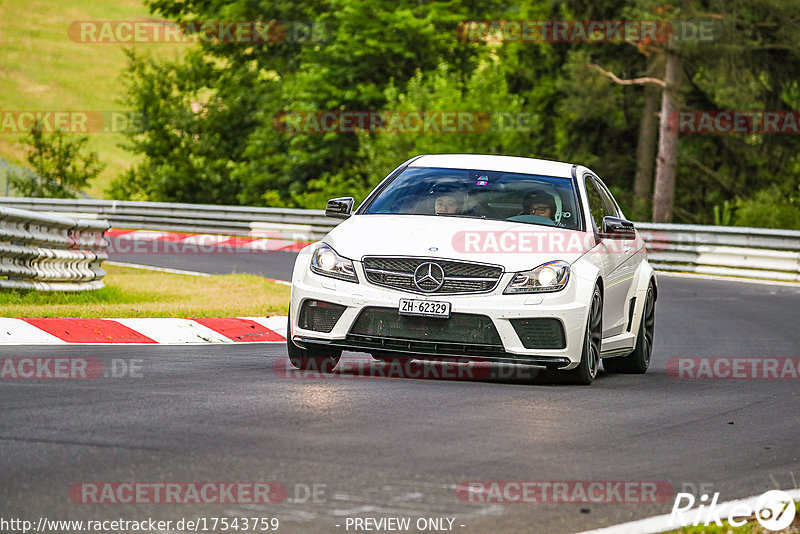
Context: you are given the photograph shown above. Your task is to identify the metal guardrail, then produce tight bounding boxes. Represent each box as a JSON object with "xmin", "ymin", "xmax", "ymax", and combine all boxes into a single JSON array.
[
  {"xmin": 0, "ymin": 197, "xmax": 336, "ymax": 241},
  {"xmin": 636, "ymin": 223, "xmax": 800, "ymax": 282},
  {"xmin": 2, "ymin": 197, "xmax": 798, "ymax": 282},
  {"xmin": 0, "ymin": 205, "xmax": 109, "ymax": 291}
]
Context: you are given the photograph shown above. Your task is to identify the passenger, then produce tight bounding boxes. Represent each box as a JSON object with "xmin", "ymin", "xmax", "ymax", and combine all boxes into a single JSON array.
[{"xmin": 434, "ymin": 194, "xmax": 462, "ymax": 215}]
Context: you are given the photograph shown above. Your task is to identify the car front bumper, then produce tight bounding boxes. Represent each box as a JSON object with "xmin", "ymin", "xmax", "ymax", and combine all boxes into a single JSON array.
[{"xmin": 290, "ymin": 254, "xmax": 596, "ymax": 370}]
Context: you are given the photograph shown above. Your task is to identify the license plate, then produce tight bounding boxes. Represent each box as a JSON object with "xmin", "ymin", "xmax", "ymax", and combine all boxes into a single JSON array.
[{"xmin": 398, "ymin": 298, "xmax": 451, "ymax": 318}]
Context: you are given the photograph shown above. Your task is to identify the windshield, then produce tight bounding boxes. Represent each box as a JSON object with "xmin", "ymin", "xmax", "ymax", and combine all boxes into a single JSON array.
[{"xmin": 361, "ymin": 167, "xmax": 582, "ymax": 230}]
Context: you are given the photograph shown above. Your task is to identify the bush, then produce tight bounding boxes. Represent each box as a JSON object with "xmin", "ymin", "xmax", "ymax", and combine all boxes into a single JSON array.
[{"xmin": 733, "ymin": 185, "xmax": 800, "ymax": 230}]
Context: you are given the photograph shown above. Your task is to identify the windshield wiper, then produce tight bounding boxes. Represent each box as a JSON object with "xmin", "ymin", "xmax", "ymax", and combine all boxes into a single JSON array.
[{"xmin": 435, "ymin": 213, "xmax": 487, "ymax": 219}]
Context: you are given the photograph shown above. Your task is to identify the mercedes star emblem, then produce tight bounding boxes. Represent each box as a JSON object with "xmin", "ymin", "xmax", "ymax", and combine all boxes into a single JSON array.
[{"xmin": 413, "ymin": 262, "xmax": 445, "ymax": 292}]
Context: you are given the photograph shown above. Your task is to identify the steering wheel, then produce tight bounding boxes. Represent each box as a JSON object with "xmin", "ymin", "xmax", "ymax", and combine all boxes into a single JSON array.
[{"xmin": 463, "ymin": 198, "xmax": 501, "ymax": 219}]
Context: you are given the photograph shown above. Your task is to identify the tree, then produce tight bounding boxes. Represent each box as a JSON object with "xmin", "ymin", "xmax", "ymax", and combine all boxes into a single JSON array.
[
  {"xmin": 108, "ymin": 0, "xmax": 800, "ymax": 230},
  {"xmin": 291, "ymin": 61, "xmax": 530, "ymax": 207},
  {"xmin": 585, "ymin": 0, "xmax": 800, "ymax": 224},
  {"xmin": 633, "ymin": 53, "xmax": 663, "ymax": 218},
  {"xmin": 107, "ymin": 49, "xmax": 267, "ymax": 203},
  {"xmin": 10, "ymin": 125, "xmax": 105, "ymax": 198},
  {"xmin": 112, "ymin": 0, "xmax": 494, "ymax": 206},
  {"xmin": 651, "ymin": 49, "xmax": 682, "ymax": 222}
]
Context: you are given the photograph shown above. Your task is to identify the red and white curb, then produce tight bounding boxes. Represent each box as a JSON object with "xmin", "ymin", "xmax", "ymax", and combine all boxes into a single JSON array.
[
  {"xmin": 107, "ymin": 229, "xmax": 311, "ymax": 252},
  {"xmin": 0, "ymin": 316, "xmax": 287, "ymax": 345}
]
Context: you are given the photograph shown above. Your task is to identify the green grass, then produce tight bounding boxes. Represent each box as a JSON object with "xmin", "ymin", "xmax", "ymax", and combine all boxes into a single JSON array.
[
  {"xmin": 0, "ymin": 264, "xmax": 290, "ymax": 317},
  {"xmin": 0, "ymin": 0, "xmax": 187, "ymax": 197}
]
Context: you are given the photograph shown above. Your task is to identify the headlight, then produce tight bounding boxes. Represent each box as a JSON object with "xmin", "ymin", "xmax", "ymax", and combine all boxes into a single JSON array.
[
  {"xmin": 504, "ymin": 260, "xmax": 570, "ymax": 294},
  {"xmin": 310, "ymin": 244, "xmax": 358, "ymax": 283}
]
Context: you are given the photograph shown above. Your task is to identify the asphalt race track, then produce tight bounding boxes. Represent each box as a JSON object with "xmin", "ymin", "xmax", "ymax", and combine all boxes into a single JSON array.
[
  {"xmin": 2, "ymin": 253, "xmax": 800, "ymax": 533},
  {"xmin": 109, "ymin": 239, "xmax": 299, "ymax": 280}
]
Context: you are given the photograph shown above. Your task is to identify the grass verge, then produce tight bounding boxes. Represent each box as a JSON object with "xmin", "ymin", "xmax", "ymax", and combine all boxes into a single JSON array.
[
  {"xmin": 0, "ymin": 0, "xmax": 187, "ymax": 197},
  {"xmin": 0, "ymin": 265, "xmax": 290, "ymax": 318}
]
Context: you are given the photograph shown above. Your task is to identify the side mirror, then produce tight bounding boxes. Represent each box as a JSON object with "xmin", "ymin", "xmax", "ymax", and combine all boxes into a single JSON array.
[
  {"xmin": 601, "ymin": 216, "xmax": 636, "ymax": 240},
  {"xmin": 325, "ymin": 197, "xmax": 354, "ymax": 219}
]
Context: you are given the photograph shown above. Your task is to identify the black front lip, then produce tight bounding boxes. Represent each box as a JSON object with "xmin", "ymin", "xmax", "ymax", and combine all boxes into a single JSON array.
[{"xmin": 293, "ymin": 335, "xmax": 572, "ymax": 369}]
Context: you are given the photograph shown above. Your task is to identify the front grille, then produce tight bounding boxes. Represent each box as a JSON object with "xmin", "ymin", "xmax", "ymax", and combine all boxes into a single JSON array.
[
  {"xmin": 362, "ymin": 257, "xmax": 502, "ymax": 294},
  {"xmin": 349, "ymin": 306, "xmax": 503, "ymax": 346},
  {"xmin": 298, "ymin": 299, "xmax": 346, "ymax": 333},
  {"xmin": 510, "ymin": 318, "xmax": 566, "ymax": 349}
]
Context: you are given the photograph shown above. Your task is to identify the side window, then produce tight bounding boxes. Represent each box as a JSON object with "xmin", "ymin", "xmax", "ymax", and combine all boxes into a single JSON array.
[
  {"xmin": 584, "ymin": 177, "xmax": 607, "ymax": 231},
  {"xmin": 593, "ymin": 178, "xmax": 620, "ymax": 219}
]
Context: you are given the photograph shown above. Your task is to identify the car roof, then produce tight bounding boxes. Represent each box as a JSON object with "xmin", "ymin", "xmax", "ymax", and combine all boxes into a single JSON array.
[{"xmin": 408, "ymin": 154, "xmax": 576, "ymax": 179}]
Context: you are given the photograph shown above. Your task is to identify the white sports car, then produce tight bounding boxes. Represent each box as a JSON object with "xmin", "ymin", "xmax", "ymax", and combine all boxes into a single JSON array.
[{"xmin": 287, "ymin": 154, "xmax": 657, "ymax": 384}]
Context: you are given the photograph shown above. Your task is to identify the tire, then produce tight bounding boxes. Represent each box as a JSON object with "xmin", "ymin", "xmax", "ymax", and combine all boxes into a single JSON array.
[
  {"xmin": 560, "ymin": 285, "xmax": 602, "ymax": 385},
  {"xmin": 603, "ymin": 281, "xmax": 655, "ymax": 374},
  {"xmin": 286, "ymin": 311, "xmax": 341, "ymax": 372}
]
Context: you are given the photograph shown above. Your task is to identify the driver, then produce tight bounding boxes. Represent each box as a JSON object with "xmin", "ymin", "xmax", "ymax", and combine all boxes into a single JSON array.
[{"xmin": 521, "ymin": 191, "xmax": 556, "ymax": 221}]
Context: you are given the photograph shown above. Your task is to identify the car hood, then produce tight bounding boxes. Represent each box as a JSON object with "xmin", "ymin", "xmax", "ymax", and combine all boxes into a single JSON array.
[{"xmin": 323, "ymin": 214, "xmax": 596, "ymax": 272}]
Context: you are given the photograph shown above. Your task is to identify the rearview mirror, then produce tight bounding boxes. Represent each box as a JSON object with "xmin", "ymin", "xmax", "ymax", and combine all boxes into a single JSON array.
[
  {"xmin": 325, "ymin": 197, "xmax": 354, "ymax": 219},
  {"xmin": 601, "ymin": 216, "xmax": 636, "ymax": 240}
]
